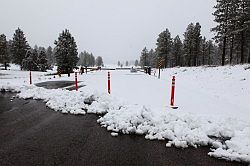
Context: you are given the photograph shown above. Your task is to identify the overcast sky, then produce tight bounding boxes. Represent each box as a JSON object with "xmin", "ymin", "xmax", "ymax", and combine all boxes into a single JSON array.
[{"xmin": 0, "ymin": 0, "xmax": 216, "ymax": 64}]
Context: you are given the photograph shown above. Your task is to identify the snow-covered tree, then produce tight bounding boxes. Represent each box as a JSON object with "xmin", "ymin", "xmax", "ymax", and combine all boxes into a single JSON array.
[
  {"xmin": 46, "ymin": 46, "xmax": 54, "ymax": 69},
  {"xmin": 183, "ymin": 23, "xmax": 195, "ymax": 66},
  {"xmin": 140, "ymin": 47, "xmax": 149, "ymax": 67},
  {"xmin": 172, "ymin": 35, "xmax": 183, "ymax": 66},
  {"xmin": 89, "ymin": 53, "xmax": 95, "ymax": 66},
  {"xmin": 148, "ymin": 49, "xmax": 157, "ymax": 68},
  {"xmin": 78, "ymin": 51, "xmax": 96, "ymax": 67},
  {"xmin": 95, "ymin": 56, "xmax": 103, "ymax": 66},
  {"xmin": 182, "ymin": 22, "xmax": 202, "ymax": 67},
  {"xmin": 11, "ymin": 28, "xmax": 30, "ymax": 70},
  {"xmin": 54, "ymin": 29, "xmax": 78, "ymax": 73},
  {"xmin": 38, "ymin": 49, "xmax": 49, "ymax": 72},
  {"xmin": 193, "ymin": 23, "xmax": 202, "ymax": 66},
  {"xmin": 22, "ymin": 49, "xmax": 39, "ymax": 71},
  {"xmin": 156, "ymin": 28, "xmax": 172, "ymax": 68},
  {"xmin": 134, "ymin": 60, "xmax": 139, "ymax": 67},
  {"xmin": 212, "ymin": 0, "xmax": 230, "ymax": 66}
]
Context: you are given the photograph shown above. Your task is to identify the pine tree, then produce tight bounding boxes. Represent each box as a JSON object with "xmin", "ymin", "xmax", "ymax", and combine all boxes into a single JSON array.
[
  {"xmin": 78, "ymin": 51, "xmax": 96, "ymax": 67},
  {"xmin": 78, "ymin": 52, "xmax": 84, "ymax": 66},
  {"xmin": 38, "ymin": 50, "xmax": 49, "ymax": 72},
  {"xmin": 206, "ymin": 40, "xmax": 217, "ymax": 65},
  {"xmin": 117, "ymin": 61, "xmax": 121, "ymax": 67},
  {"xmin": 227, "ymin": 0, "xmax": 240, "ymax": 64},
  {"xmin": 34, "ymin": 45, "xmax": 38, "ymax": 51},
  {"xmin": 148, "ymin": 49, "xmax": 157, "ymax": 68},
  {"xmin": 200, "ymin": 37, "xmax": 207, "ymax": 65},
  {"xmin": 0, "ymin": 34, "xmax": 10, "ymax": 70},
  {"xmin": 125, "ymin": 61, "xmax": 129, "ymax": 66},
  {"xmin": 11, "ymin": 28, "xmax": 30, "ymax": 70},
  {"xmin": 90, "ymin": 53, "xmax": 95, "ymax": 66},
  {"xmin": 172, "ymin": 35, "xmax": 183, "ymax": 66},
  {"xmin": 46, "ymin": 46, "xmax": 54, "ymax": 69},
  {"xmin": 6, "ymin": 40, "xmax": 12, "ymax": 62},
  {"xmin": 134, "ymin": 60, "xmax": 139, "ymax": 67},
  {"xmin": 22, "ymin": 49, "xmax": 39, "ymax": 71},
  {"xmin": 212, "ymin": 0, "xmax": 250, "ymax": 65},
  {"xmin": 237, "ymin": 0, "xmax": 249, "ymax": 63},
  {"xmin": 156, "ymin": 28, "xmax": 172, "ymax": 68},
  {"xmin": 183, "ymin": 23, "xmax": 195, "ymax": 66},
  {"xmin": 193, "ymin": 23, "xmax": 202, "ymax": 66},
  {"xmin": 212, "ymin": 0, "xmax": 229, "ymax": 66},
  {"xmin": 95, "ymin": 56, "xmax": 103, "ymax": 66},
  {"xmin": 245, "ymin": 0, "xmax": 250, "ymax": 63},
  {"xmin": 54, "ymin": 29, "xmax": 78, "ymax": 74},
  {"xmin": 140, "ymin": 47, "xmax": 149, "ymax": 67},
  {"xmin": 83, "ymin": 51, "xmax": 89, "ymax": 66}
]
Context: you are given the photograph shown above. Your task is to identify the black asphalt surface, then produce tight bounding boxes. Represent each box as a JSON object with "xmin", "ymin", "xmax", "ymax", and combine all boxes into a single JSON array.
[
  {"xmin": 0, "ymin": 92, "xmax": 246, "ymax": 166},
  {"xmin": 35, "ymin": 81, "xmax": 75, "ymax": 89},
  {"xmin": 35, "ymin": 81, "xmax": 85, "ymax": 91}
]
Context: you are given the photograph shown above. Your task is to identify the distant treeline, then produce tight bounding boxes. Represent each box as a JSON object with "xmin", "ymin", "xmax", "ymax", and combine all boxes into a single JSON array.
[
  {"xmin": 0, "ymin": 28, "xmax": 104, "ymax": 72},
  {"xmin": 78, "ymin": 51, "xmax": 103, "ymax": 67},
  {"xmin": 139, "ymin": 0, "xmax": 250, "ymax": 68}
]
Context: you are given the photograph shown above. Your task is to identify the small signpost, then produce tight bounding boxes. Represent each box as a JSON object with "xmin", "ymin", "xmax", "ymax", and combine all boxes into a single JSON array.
[{"xmin": 158, "ymin": 58, "xmax": 164, "ymax": 79}]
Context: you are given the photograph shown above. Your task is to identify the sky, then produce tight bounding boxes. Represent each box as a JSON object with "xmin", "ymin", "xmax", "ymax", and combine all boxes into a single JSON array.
[{"xmin": 0, "ymin": 0, "xmax": 216, "ymax": 64}]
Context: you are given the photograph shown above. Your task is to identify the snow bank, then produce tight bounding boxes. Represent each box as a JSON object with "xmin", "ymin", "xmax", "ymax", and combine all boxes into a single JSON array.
[
  {"xmin": 15, "ymin": 85, "xmax": 250, "ymax": 163},
  {"xmin": 97, "ymin": 102, "xmax": 250, "ymax": 162}
]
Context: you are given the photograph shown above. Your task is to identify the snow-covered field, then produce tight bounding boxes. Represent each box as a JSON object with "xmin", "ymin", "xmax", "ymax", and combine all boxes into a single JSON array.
[{"xmin": 1, "ymin": 64, "xmax": 250, "ymax": 163}]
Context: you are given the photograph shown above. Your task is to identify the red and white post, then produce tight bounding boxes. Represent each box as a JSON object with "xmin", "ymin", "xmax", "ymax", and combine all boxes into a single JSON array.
[
  {"xmin": 75, "ymin": 72, "xmax": 78, "ymax": 91},
  {"xmin": 170, "ymin": 76, "xmax": 176, "ymax": 107},
  {"xmin": 108, "ymin": 72, "xmax": 111, "ymax": 94},
  {"xmin": 29, "ymin": 71, "xmax": 32, "ymax": 85}
]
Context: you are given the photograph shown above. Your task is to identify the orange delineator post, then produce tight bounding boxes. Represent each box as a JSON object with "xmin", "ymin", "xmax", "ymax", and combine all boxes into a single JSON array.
[
  {"xmin": 170, "ymin": 76, "xmax": 176, "ymax": 106},
  {"xmin": 75, "ymin": 72, "xmax": 78, "ymax": 91},
  {"xmin": 108, "ymin": 72, "xmax": 111, "ymax": 94},
  {"xmin": 30, "ymin": 71, "xmax": 32, "ymax": 85}
]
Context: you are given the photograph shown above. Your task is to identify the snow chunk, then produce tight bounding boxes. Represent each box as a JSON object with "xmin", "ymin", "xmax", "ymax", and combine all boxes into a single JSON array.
[{"xmin": 111, "ymin": 132, "xmax": 119, "ymax": 137}]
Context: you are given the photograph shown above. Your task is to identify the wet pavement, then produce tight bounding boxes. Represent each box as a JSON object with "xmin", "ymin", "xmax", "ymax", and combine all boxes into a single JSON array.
[
  {"xmin": 35, "ymin": 81, "xmax": 85, "ymax": 91},
  {"xmin": 0, "ymin": 92, "xmax": 246, "ymax": 166},
  {"xmin": 35, "ymin": 81, "xmax": 75, "ymax": 89}
]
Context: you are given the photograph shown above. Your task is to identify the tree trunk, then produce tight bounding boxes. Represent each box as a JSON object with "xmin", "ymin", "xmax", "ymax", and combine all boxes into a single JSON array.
[
  {"xmin": 208, "ymin": 45, "xmax": 211, "ymax": 65},
  {"xmin": 222, "ymin": 4, "xmax": 229, "ymax": 66},
  {"xmin": 4, "ymin": 62, "xmax": 7, "ymax": 70},
  {"xmin": 202, "ymin": 47, "xmax": 205, "ymax": 65},
  {"xmin": 248, "ymin": 48, "xmax": 250, "ymax": 63},
  {"xmin": 164, "ymin": 55, "xmax": 168, "ymax": 68},
  {"xmin": 229, "ymin": 36, "xmax": 234, "ymax": 64},
  {"xmin": 193, "ymin": 50, "xmax": 197, "ymax": 66},
  {"xmin": 240, "ymin": 31, "xmax": 245, "ymax": 64},
  {"xmin": 188, "ymin": 48, "xmax": 192, "ymax": 67},
  {"xmin": 222, "ymin": 36, "xmax": 227, "ymax": 66}
]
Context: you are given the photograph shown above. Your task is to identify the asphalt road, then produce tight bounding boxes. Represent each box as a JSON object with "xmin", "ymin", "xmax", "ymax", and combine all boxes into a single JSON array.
[{"xmin": 0, "ymin": 92, "xmax": 246, "ymax": 166}]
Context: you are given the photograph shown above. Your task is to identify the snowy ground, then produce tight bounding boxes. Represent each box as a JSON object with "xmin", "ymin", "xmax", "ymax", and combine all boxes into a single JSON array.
[{"xmin": 0, "ymin": 64, "xmax": 250, "ymax": 163}]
